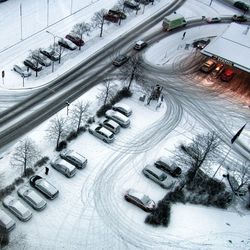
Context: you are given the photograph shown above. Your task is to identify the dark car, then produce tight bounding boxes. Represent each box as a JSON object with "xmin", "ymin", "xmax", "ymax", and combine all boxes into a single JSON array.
[
  {"xmin": 30, "ymin": 175, "xmax": 59, "ymax": 200},
  {"xmin": 193, "ymin": 38, "xmax": 210, "ymax": 50},
  {"xmin": 134, "ymin": 0, "xmax": 153, "ymax": 5},
  {"xmin": 108, "ymin": 9, "xmax": 127, "ymax": 19},
  {"xmin": 124, "ymin": 0, "xmax": 140, "ymax": 10},
  {"xmin": 234, "ymin": 1, "xmax": 249, "ymax": 12},
  {"xmin": 124, "ymin": 189, "xmax": 156, "ymax": 212},
  {"xmin": 232, "ymin": 14, "xmax": 247, "ymax": 22},
  {"xmin": 32, "ymin": 54, "xmax": 51, "ymax": 67},
  {"xmin": 65, "ymin": 34, "xmax": 84, "ymax": 47},
  {"xmin": 154, "ymin": 157, "xmax": 182, "ymax": 177},
  {"xmin": 40, "ymin": 48, "xmax": 60, "ymax": 61},
  {"xmin": 23, "ymin": 59, "xmax": 42, "ymax": 72},
  {"xmin": 104, "ymin": 13, "xmax": 120, "ymax": 23},
  {"xmin": 112, "ymin": 55, "xmax": 129, "ymax": 67}
]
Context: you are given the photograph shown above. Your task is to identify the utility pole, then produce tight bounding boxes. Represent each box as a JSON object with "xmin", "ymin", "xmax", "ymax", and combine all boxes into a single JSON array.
[
  {"xmin": 20, "ymin": 4, "xmax": 23, "ymax": 40},
  {"xmin": 66, "ymin": 101, "xmax": 70, "ymax": 115},
  {"xmin": 70, "ymin": 0, "xmax": 73, "ymax": 14},
  {"xmin": 209, "ymin": 0, "xmax": 213, "ymax": 6},
  {"xmin": 47, "ymin": 0, "xmax": 49, "ymax": 26}
]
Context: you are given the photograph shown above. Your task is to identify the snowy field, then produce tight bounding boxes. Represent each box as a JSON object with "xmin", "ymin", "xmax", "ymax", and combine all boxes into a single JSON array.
[{"xmin": 0, "ymin": 0, "xmax": 249, "ymax": 249}]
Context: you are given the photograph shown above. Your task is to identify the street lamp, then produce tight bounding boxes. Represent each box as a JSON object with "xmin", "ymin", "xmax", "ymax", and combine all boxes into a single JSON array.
[{"xmin": 46, "ymin": 30, "xmax": 56, "ymax": 50}]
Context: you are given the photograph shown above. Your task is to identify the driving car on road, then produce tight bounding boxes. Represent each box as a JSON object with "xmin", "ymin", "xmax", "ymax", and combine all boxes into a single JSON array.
[
  {"xmin": 65, "ymin": 34, "xmax": 84, "ymax": 47},
  {"xmin": 17, "ymin": 186, "xmax": 47, "ymax": 211},
  {"xmin": 60, "ymin": 149, "xmax": 87, "ymax": 169},
  {"xmin": 206, "ymin": 17, "xmax": 221, "ymax": 23},
  {"xmin": 124, "ymin": 189, "xmax": 156, "ymax": 212},
  {"xmin": 112, "ymin": 55, "xmax": 129, "ymax": 67},
  {"xmin": 143, "ymin": 164, "xmax": 175, "ymax": 189},
  {"xmin": 2, "ymin": 196, "xmax": 32, "ymax": 222},
  {"xmin": 50, "ymin": 158, "xmax": 77, "ymax": 178},
  {"xmin": 23, "ymin": 59, "xmax": 42, "ymax": 72},
  {"xmin": 13, "ymin": 64, "xmax": 32, "ymax": 77},
  {"xmin": 193, "ymin": 38, "xmax": 210, "ymax": 50},
  {"xmin": 100, "ymin": 119, "xmax": 121, "ymax": 134},
  {"xmin": 0, "ymin": 210, "xmax": 15, "ymax": 232},
  {"xmin": 29, "ymin": 175, "xmax": 59, "ymax": 200},
  {"xmin": 32, "ymin": 54, "xmax": 51, "ymax": 67},
  {"xmin": 232, "ymin": 14, "xmax": 247, "ymax": 22},
  {"xmin": 154, "ymin": 157, "xmax": 182, "ymax": 177},
  {"xmin": 58, "ymin": 38, "xmax": 77, "ymax": 50},
  {"xmin": 134, "ymin": 40, "xmax": 148, "ymax": 51},
  {"xmin": 105, "ymin": 110, "xmax": 130, "ymax": 128},
  {"xmin": 112, "ymin": 103, "xmax": 132, "ymax": 117},
  {"xmin": 40, "ymin": 48, "xmax": 60, "ymax": 61},
  {"xmin": 88, "ymin": 124, "xmax": 115, "ymax": 143}
]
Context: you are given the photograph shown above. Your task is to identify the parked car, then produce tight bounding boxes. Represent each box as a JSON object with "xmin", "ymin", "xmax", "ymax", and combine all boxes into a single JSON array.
[
  {"xmin": 232, "ymin": 14, "xmax": 247, "ymax": 22},
  {"xmin": 23, "ymin": 59, "xmax": 42, "ymax": 72},
  {"xmin": 104, "ymin": 13, "xmax": 120, "ymax": 23},
  {"xmin": 0, "ymin": 210, "xmax": 15, "ymax": 232},
  {"xmin": 134, "ymin": 0, "xmax": 152, "ymax": 5},
  {"xmin": 58, "ymin": 38, "xmax": 77, "ymax": 50},
  {"xmin": 211, "ymin": 63, "xmax": 224, "ymax": 77},
  {"xmin": 124, "ymin": 0, "xmax": 140, "ymax": 10},
  {"xmin": 233, "ymin": 1, "xmax": 249, "ymax": 12},
  {"xmin": 40, "ymin": 48, "xmax": 60, "ymax": 61},
  {"xmin": 112, "ymin": 55, "xmax": 129, "ymax": 67},
  {"xmin": 50, "ymin": 158, "xmax": 77, "ymax": 178},
  {"xmin": 206, "ymin": 17, "xmax": 221, "ymax": 23},
  {"xmin": 88, "ymin": 124, "xmax": 115, "ymax": 143},
  {"xmin": 29, "ymin": 175, "xmax": 59, "ymax": 200},
  {"xmin": 60, "ymin": 149, "xmax": 87, "ymax": 169},
  {"xmin": 100, "ymin": 119, "xmax": 121, "ymax": 134},
  {"xmin": 112, "ymin": 103, "xmax": 132, "ymax": 117},
  {"xmin": 124, "ymin": 189, "xmax": 156, "ymax": 212},
  {"xmin": 17, "ymin": 186, "xmax": 47, "ymax": 211},
  {"xmin": 193, "ymin": 38, "xmax": 210, "ymax": 49},
  {"xmin": 220, "ymin": 68, "xmax": 235, "ymax": 82},
  {"xmin": 108, "ymin": 9, "xmax": 126, "ymax": 19},
  {"xmin": 105, "ymin": 110, "xmax": 130, "ymax": 128},
  {"xmin": 65, "ymin": 34, "xmax": 84, "ymax": 47},
  {"xmin": 32, "ymin": 54, "xmax": 51, "ymax": 67},
  {"xmin": 134, "ymin": 40, "xmax": 148, "ymax": 51},
  {"xmin": 13, "ymin": 64, "xmax": 31, "ymax": 77},
  {"xmin": 154, "ymin": 157, "xmax": 182, "ymax": 177},
  {"xmin": 142, "ymin": 165, "xmax": 175, "ymax": 189},
  {"xmin": 200, "ymin": 59, "xmax": 216, "ymax": 73},
  {"xmin": 2, "ymin": 196, "xmax": 32, "ymax": 222}
]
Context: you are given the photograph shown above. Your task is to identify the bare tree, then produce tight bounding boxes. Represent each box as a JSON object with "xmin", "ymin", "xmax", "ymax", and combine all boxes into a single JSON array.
[
  {"xmin": 70, "ymin": 101, "xmax": 90, "ymax": 133},
  {"xmin": 176, "ymin": 132, "xmax": 220, "ymax": 185},
  {"xmin": 54, "ymin": 43, "xmax": 65, "ymax": 64},
  {"xmin": 96, "ymin": 79, "xmax": 117, "ymax": 105},
  {"xmin": 47, "ymin": 116, "xmax": 68, "ymax": 150},
  {"xmin": 72, "ymin": 22, "xmax": 91, "ymax": 50},
  {"xmin": 91, "ymin": 9, "xmax": 107, "ymax": 37},
  {"xmin": 10, "ymin": 138, "xmax": 40, "ymax": 177},
  {"xmin": 119, "ymin": 54, "xmax": 144, "ymax": 90}
]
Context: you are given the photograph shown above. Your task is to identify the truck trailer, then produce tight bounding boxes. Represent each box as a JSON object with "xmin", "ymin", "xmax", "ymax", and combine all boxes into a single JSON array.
[{"xmin": 162, "ymin": 13, "xmax": 187, "ymax": 31}]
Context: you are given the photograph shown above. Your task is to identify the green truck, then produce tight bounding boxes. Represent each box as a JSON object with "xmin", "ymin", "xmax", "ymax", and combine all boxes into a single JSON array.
[{"xmin": 162, "ymin": 13, "xmax": 187, "ymax": 31}]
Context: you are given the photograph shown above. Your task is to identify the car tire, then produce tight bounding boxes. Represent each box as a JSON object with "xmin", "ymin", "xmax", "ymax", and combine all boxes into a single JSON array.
[
  {"xmin": 103, "ymin": 139, "xmax": 107, "ymax": 143},
  {"xmin": 89, "ymin": 131, "xmax": 93, "ymax": 134}
]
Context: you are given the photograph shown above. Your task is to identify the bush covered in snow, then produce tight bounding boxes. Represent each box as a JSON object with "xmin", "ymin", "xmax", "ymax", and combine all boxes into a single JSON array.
[
  {"xmin": 0, "ymin": 184, "xmax": 15, "ymax": 201},
  {"xmin": 0, "ymin": 227, "xmax": 9, "ymax": 248},
  {"xmin": 34, "ymin": 156, "xmax": 50, "ymax": 168},
  {"xmin": 56, "ymin": 140, "xmax": 67, "ymax": 151},
  {"xmin": 23, "ymin": 168, "xmax": 35, "ymax": 178},
  {"xmin": 14, "ymin": 177, "xmax": 24, "ymax": 186}
]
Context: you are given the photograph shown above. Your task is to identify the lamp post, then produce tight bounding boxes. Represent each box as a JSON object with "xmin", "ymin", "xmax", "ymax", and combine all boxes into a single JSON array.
[
  {"xmin": 46, "ymin": 30, "xmax": 56, "ymax": 50},
  {"xmin": 209, "ymin": 0, "xmax": 213, "ymax": 6}
]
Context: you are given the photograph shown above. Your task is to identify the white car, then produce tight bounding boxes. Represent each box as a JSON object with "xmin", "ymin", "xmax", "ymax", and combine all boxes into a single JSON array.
[
  {"xmin": 50, "ymin": 158, "xmax": 77, "ymax": 178},
  {"xmin": 17, "ymin": 186, "xmax": 47, "ymax": 211},
  {"xmin": 134, "ymin": 40, "xmax": 148, "ymax": 51},
  {"xmin": 112, "ymin": 103, "xmax": 132, "ymax": 117},
  {"xmin": 0, "ymin": 209, "xmax": 15, "ymax": 232},
  {"xmin": 2, "ymin": 196, "xmax": 32, "ymax": 222},
  {"xmin": 206, "ymin": 17, "xmax": 221, "ymax": 23},
  {"xmin": 60, "ymin": 149, "xmax": 87, "ymax": 169},
  {"xmin": 13, "ymin": 64, "xmax": 32, "ymax": 77},
  {"xmin": 88, "ymin": 124, "xmax": 115, "ymax": 143},
  {"xmin": 100, "ymin": 118, "xmax": 121, "ymax": 134},
  {"xmin": 58, "ymin": 38, "xmax": 77, "ymax": 50},
  {"xmin": 105, "ymin": 110, "xmax": 130, "ymax": 128}
]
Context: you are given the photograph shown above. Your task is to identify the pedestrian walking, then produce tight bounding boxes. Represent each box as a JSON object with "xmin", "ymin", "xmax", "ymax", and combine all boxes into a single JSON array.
[
  {"xmin": 182, "ymin": 31, "xmax": 186, "ymax": 40},
  {"xmin": 45, "ymin": 167, "xmax": 49, "ymax": 175}
]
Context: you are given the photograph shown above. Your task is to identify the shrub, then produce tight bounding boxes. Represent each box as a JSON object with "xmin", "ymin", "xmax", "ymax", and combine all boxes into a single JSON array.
[
  {"xmin": 209, "ymin": 191, "xmax": 233, "ymax": 209},
  {"xmin": 164, "ymin": 187, "xmax": 185, "ymax": 204},
  {"xmin": 0, "ymin": 184, "xmax": 15, "ymax": 200},
  {"xmin": 77, "ymin": 126, "xmax": 87, "ymax": 134},
  {"xmin": 96, "ymin": 104, "xmax": 112, "ymax": 117},
  {"xmin": 145, "ymin": 200, "xmax": 171, "ymax": 227},
  {"xmin": 14, "ymin": 177, "xmax": 24, "ymax": 186},
  {"xmin": 34, "ymin": 156, "xmax": 50, "ymax": 168},
  {"xmin": 23, "ymin": 168, "xmax": 35, "ymax": 178},
  {"xmin": 87, "ymin": 117, "xmax": 95, "ymax": 124},
  {"xmin": 66, "ymin": 131, "xmax": 78, "ymax": 142},
  {"xmin": 120, "ymin": 87, "xmax": 133, "ymax": 97},
  {"xmin": 56, "ymin": 140, "xmax": 67, "ymax": 151},
  {"xmin": 0, "ymin": 228, "xmax": 9, "ymax": 248}
]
